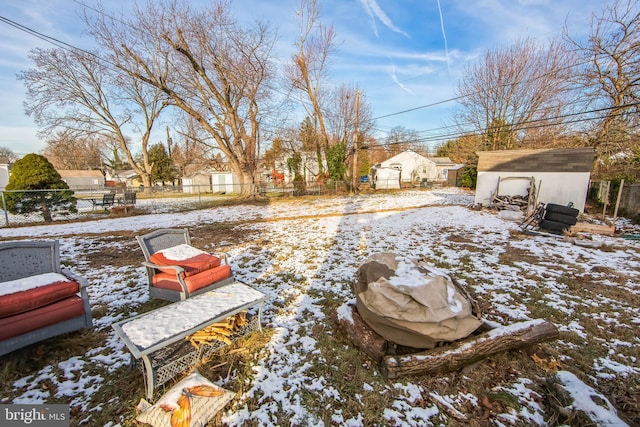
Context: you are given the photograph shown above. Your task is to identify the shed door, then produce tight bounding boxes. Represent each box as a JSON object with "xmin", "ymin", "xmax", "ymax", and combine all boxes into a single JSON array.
[{"xmin": 217, "ymin": 174, "xmax": 226, "ymax": 192}]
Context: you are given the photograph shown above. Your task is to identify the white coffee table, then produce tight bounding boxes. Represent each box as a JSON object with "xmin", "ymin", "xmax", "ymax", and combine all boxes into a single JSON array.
[{"xmin": 112, "ymin": 281, "xmax": 266, "ymax": 398}]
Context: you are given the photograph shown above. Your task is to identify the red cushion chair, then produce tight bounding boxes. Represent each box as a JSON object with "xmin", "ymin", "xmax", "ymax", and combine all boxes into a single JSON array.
[
  {"xmin": 136, "ymin": 228, "xmax": 234, "ymax": 301},
  {"xmin": 0, "ymin": 241, "xmax": 93, "ymax": 357}
]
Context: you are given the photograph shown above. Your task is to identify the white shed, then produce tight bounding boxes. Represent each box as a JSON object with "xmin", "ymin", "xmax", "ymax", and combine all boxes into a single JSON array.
[
  {"xmin": 211, "ymin": 171, "xmax": 239, "ymax": 194},
  {"xmin": 372, "ymin": 166, "xmax": 401, "ymax": 189},
  {"xmin": 182, "ymin": 169, "xmax": 239, "ymax": 194},
  {"xmin": 57, "ymin": 170, "xmax": 105, "ymax": 189},
  {"xmin": 0, "ymin": 161, "xmax": 9, "ymax": 190},
  {"xmin": 474, "ymin": 147, "xmax": 595, "ymax": 212}
]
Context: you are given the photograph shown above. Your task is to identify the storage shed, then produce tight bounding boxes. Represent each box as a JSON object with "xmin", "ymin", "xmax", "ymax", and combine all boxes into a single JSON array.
[
  {"xmin": 182, "ymin": 169, "xmax": 239, "ymax": 194},
  {"xmin": 0, "ymin": 158, "xmax": 9, "ymax": 190},
  {"xmin": 474, "ymin": 147, "xmax": 595, "ymax": 212},
  {"xmin": 57, "ymin": 170, "xmax": 105, "ymax": 189}
]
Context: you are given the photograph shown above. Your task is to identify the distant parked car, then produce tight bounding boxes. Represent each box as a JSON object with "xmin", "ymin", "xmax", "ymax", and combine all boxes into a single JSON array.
[{"xmin": 360, "ymin": 175, "xmax": 370, "ymax": 183}]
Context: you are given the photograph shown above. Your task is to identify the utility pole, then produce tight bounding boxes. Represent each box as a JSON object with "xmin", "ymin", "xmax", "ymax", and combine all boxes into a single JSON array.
[
  {"xmin": 166, "ymin": 126, "xmax": 173, "ymax": 157},
  {"xmin": 352, "ymin": 90, "xmax": 360, "ymax": 192}
]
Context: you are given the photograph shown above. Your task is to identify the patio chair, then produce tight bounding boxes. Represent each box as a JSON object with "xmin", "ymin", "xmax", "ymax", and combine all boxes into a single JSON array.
[
  {"xmin": 118, "ymin": 191, "xmax": 137, "ymax": 206},
  {"xmin": 0, "ymin": 240, "xmax": 93, "ymax": 356},
  {"xmin": 136, "ymin": 228, "xmax": 234, "ymax": 301},
  {"xmin": 91, "ymin": 193, "xmax": 115, "ymax": 211}
]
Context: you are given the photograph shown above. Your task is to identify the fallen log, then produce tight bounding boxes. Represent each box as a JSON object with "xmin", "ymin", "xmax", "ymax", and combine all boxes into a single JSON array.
[
  {"xmin": 335, "ymin": 304, "xmax": 387, "ymax": 361},
  {"xmin": 381, "ymin": 319, "xmax": 559, "ymax": 379}
]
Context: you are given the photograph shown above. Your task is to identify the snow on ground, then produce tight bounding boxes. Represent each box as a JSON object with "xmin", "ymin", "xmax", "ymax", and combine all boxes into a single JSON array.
[{"xmin": 1, "ymin": 188, "xmax": 639, "ymax": 426}]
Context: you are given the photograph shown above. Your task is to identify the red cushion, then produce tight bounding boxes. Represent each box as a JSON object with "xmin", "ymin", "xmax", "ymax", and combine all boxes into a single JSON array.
[
  {"xmin": 152, "ymin": 264, "xmax": 232, "ymax": 294},
  {"xmin": 0, "ymin": 276, "xmax": 80, "ymax": 319},
  {"xmin": 0, "ymin": 296, "xmax": 86, "ymax": 341},
  {"xmin": 149, "ymin": 245, "xmax": 221, "ymax": 277}
]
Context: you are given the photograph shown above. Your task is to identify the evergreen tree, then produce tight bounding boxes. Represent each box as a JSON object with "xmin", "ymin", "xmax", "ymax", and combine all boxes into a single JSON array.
[
  {"xmin": 149, "ymin": 143, "xmax": 176, "ymax": 185},
  {"xmin": 326, "ymin": 143, "xmax": 347, "ymax": 182},
  {"xmin": 287, "ymin": 152, "xmax": 305, "ymax": 195},
  {"xmin": 5, "ymin": 153, "xmax": 77, "ymax": 222}
]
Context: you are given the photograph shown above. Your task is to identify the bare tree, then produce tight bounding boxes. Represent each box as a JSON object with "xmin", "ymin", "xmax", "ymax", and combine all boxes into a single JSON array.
[
  {"xmin": 287, "ymin": 0, "xmax": 337, "ymax": 178},
  {"xmin": 171, "ymin": 117, "xmax": 228, "ymax": 176},
  {"xmin": 86, "ymin": 0, "xmax": 276, "ymax": 197},
  {"xmin": 326, "ymin": 84, "xmax": 374, "ymax": 187},
  {"xmin": 327, "ymin": 84, "xmax": 373, "ymax": 145},
  {"xmin": 564, "ymin": 0, "xmax": 640, "ymax": 163},
  {"xmin": 0, "ymin": 146, "xmax": 18, "ymax": 163},
  {"xmin": 19, "ymin": 47, "xmax": 167, "ymax": 187},
  {"xmin": 43, "ymin": 131, "xmax": 104, "ymax": 170},
  {"xmin": 455, "ymin": 36, "xmax": 575, "ymax": 150},
  {"xmin": 385, "ymin": 126, "xmax": 420, "ymax": 156}
]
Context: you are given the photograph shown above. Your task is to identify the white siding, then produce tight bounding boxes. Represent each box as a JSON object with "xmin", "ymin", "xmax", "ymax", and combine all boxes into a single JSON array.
[{"xmin": 475, "ymin": 171, "xmax": 591, "ymax": 212}]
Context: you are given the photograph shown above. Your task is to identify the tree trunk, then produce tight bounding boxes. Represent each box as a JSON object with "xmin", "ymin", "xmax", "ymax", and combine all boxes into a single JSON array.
[
  {"xmin": 381, "ymin": 319, "xmax": 559, "ymax": 379},
  {"xmin": 334, "ymin": 304, "xmax": 387, "ymax": 361},
  {"xmin": 238, "ymin": 171, "xmax": 255, "ymax": 198},
  {"xmin": 41, "ymin": 201, "xmax": 53, "ymax": 223}
]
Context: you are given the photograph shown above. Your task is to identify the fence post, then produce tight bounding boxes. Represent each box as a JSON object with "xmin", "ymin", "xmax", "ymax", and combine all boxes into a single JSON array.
[{"xmin": 1, "ymin": 192, "xmax": 8, "ymax": 226}]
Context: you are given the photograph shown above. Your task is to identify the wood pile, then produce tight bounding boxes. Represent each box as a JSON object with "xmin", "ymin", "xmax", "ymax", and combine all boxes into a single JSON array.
[
  {"xmin": 187, "ymin": 311, "xmax": 248, "ymax": 348},
  {"xmin": 336, "ymin": 304, "xmax": 559, "ymax": 380},
  {"xmin": 492, "ymin": 195, "xmax": 529, "ymax": 211}
]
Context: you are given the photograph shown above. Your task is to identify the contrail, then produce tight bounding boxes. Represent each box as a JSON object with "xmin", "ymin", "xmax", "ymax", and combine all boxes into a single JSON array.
[{"xmin": 436, "ymin": 0, "xmax": 453, "ymax": 89}]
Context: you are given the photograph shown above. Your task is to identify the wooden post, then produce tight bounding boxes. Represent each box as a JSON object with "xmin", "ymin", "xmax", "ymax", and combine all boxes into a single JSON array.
[
  {"xmin": 602, "ymin": 181, "xmax": 611, "ymax": 219},
  {"xmin": 612, "ymin": 179, "xmax": 624, "ymax": 224},
  {"xmin": 352, "ymin": 90, "xmax": 360, "ymax": 193}
]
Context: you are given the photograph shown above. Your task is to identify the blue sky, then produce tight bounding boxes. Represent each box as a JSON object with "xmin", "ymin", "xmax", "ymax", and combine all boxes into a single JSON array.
[{"xmin": 0, "ymin": 0, "xmax": 608, "ymax": 157}]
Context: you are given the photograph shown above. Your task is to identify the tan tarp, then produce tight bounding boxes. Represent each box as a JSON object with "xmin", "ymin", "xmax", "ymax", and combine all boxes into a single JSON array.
[{"xmin": 354, "ymin": 253, "xmax": 482, "ymax": 349}]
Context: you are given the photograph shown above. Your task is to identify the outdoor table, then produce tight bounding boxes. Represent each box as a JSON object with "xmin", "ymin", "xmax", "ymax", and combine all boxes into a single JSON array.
[{"xmin": 112, "ymin": 281, "xmax": 266, "ymax": 399}]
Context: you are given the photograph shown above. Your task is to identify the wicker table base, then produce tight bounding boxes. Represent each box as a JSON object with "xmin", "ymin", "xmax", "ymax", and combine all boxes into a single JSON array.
[{"xmin": 113, "ymin": 282, "xmax": 266, "ymax": 399}]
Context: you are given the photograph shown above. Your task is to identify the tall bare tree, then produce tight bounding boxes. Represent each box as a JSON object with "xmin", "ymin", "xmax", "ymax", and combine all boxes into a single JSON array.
[
  {"xmin": 86, "ymin": 0, "xmax": 275, "ymax": 197},
  {"xmin": 455, "ymin": 36, "xmax": 574, "ymax": 150},
  {"xmin": 326, "ymin": 84, "xmax": 374, "ymax": 187},
  {"xmin": 564, "ymin": 0, "xmax": 639, "ymax": 166},
  {"xmin": 287, "ymin": 0, "xmax": 337, "ymax": 178},
  {"xmin": 43, "ymin": 131, "xmax": 104, "ymax": 170},
  {"xmin": 20, "ymin": 48, "xmax": 167, "ymax": 187}
]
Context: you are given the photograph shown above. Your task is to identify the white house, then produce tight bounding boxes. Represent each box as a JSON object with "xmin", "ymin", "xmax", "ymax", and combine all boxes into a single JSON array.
[
  {"xmin": 474, "ymin": 147, "xmax": 595, "ymax": 212},
  {"xmin": 379, "ymin": 151, "xmax": 459, "ymax": 184}
]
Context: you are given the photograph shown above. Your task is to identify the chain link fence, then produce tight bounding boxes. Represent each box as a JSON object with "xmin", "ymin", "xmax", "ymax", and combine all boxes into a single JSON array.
[{"xmin": 1, "ymin": 178, "xmax": 422, "ymax": 227}]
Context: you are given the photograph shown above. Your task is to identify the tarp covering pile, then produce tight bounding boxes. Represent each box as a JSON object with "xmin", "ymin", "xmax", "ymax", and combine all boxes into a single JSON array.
[{"xmin": 354, "ymin": 253, "xmax": 482, "ymax": 349}]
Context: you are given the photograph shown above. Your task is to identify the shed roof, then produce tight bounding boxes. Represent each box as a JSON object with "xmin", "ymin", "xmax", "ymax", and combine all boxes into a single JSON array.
[
  {"xmin": 476, "ymin": 148, "xmax": 594, "ymax": 173},
  {"xmin": 57, "ymin": 170, "xmax": 104, "ymax": 178}
]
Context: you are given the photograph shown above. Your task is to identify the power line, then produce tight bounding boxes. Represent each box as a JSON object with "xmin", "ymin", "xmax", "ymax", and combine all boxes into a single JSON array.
[
  {"xmin": 376, "ymin": 101, "xmax": 640, "ymax": 147},
  {"xmin": 1, "ymin": 3, "xmax": 633, "ymax": 152}
]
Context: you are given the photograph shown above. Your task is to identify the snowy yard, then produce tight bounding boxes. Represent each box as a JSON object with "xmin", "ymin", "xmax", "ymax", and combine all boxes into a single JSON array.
[{"xmin": 1, "ymin": 188, "xmax": 639, "ymax": 426}]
